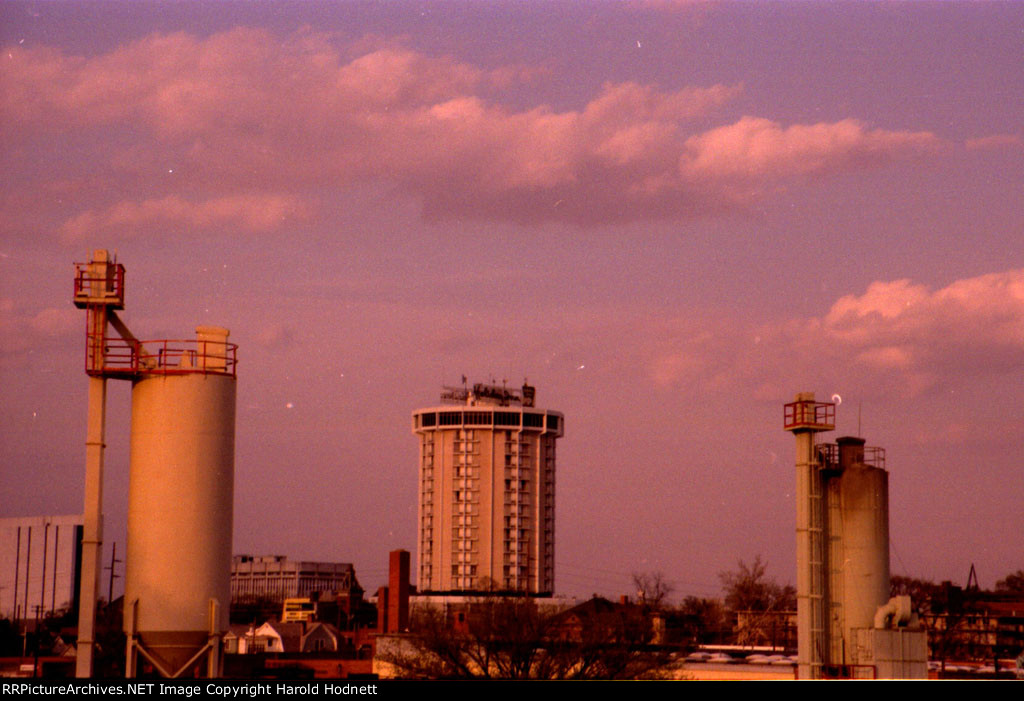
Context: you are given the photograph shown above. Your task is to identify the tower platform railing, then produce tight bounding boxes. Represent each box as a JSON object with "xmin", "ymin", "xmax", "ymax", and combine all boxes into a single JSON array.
[
  {"xmin": 84, "ymin": 336, "xmax": 238, "ymax": 377},
  {"xmin": 73, "ymin": 262, "xmax": 126, "ymax": 309}
]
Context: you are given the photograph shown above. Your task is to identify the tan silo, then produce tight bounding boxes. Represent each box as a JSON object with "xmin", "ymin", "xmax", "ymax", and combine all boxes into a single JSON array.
[
  {"xmin": 123, "ymin": 326, "xmax": 236, "ymax": 677},
  {"xmin": 835, "ymin": 437, "xmax": 890, "ymax": 657}
]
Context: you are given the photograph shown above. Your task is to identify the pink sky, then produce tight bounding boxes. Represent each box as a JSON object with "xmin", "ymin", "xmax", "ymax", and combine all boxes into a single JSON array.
[{"xmin": 1, "ymin": 1, "xmax": 1021, "ymax": 600}]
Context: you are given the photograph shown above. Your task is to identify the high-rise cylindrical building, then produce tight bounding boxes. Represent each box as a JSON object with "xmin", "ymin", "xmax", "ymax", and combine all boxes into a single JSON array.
[{"xmin": 412, "ymin": 382, "xmax": 563, "ymax": 595}]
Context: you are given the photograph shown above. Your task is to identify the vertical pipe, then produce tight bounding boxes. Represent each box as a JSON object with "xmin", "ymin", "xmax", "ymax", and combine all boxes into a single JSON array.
[
  {"xmin": 13, "ymin": 527, "xmax": 20, "ymax": 622},
  {"xmin": 76, "ymin": 375, "xmax": 106, "ymax": 678},
  {"xmin": 107, "ymin": 542, "xmax": 115, "ymax": 606},
  {"xmin": 51, "ymin": 526, "xmax": 59, "ymax": 614},
  {"xmin": 23, "ymin": 527, "xmax": 31, "ymax": 627},
  {"xmin": 40, "ymin": 523, "xmax": 49, "ymax": 618}
]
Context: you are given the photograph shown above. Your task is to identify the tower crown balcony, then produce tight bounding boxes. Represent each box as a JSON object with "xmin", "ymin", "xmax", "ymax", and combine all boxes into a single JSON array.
[
  {"xmin": 74, "ymin": 250, "xmax": 125, "ymax": 310},
  {"xmin": 784, "ymin": 392, "xmax": 835, "ymax": 432}
]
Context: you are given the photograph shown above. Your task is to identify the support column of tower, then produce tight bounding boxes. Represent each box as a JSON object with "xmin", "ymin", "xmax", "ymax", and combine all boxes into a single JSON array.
[
  {"xmin": 75, "ymin": 375, "xmax": 106, "ymax": 678},
  {"xmin": 73, "ymin": 252, "xmax": 122, "ymax": 678},
  {"xmin": 784, "ymin": 392, "xmax": 835, "ymax": 680}
]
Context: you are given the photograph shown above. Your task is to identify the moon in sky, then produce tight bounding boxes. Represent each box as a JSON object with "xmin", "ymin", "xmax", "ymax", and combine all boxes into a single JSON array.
[{"xmin": 831, "ymin": 393, "xmax": 842, "ymax": 405}]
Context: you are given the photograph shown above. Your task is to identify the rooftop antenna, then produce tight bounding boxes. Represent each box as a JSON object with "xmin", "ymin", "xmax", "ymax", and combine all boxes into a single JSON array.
[
  {"xmin": 858, "ymin": 402, "xmax": 862, "ymax": 438},
  {"xmin": 966, "ymin": 564, "xmax": 980, "ymax": 592}
]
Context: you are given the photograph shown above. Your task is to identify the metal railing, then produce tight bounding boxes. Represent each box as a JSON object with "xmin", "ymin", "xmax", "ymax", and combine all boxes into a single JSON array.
[
  {"xmin": 784, "ymin": 400, "xmax": 835, "ymax": 430},
  {"xmin": 85, "ymin": 336, "xmax": 237, "ymax": 377},
  {"xmin": 73, "ymin": 263, "xmax": 125, "ymax": 306},
  {"xmin": 815, "ymin": 443, "xmax": 886, "ymax": 469}
]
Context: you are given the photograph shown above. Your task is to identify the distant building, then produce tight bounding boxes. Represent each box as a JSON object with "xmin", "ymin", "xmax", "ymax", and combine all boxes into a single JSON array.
[
  {"xmin": 551, "ymin": 597, "xmax": 650, "ymax": 644},
  {"xmin": 0, "ymin": 515, "xmax": 83, "ymax": 620},
  {"xmin": 226, "ymin": 620, "xmax": 344, "ymax": 654},
  {"xmin": 734, "ymin": 609, "xmax": 798, "ymax": 649},
  {"xmin": 230, "ymin": 555, "xmax": 360, "ymax": 603},
  {"xmin": 412, "ymin": 381, "xmax": 564, "ymax": 594},
  {"xmin": 917, "ymin": 583, "xmax": 1024, "ymax": 666}
]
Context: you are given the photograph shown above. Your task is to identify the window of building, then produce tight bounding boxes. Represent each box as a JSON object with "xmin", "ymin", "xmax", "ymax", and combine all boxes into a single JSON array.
[
  {"xmin": 464, "ymin": 411, "xmax": 490, "ymax": 426},
  {"xmin": 523, "ymin": 413, "xmax": 543, "ymax": 428},
  {"xmin": 439, "ymin": 411, "xmax": 461, "ymax": 426},
  {"xmin": 495, "ymin": 412, "xmax": 519, "ymax": 426}
]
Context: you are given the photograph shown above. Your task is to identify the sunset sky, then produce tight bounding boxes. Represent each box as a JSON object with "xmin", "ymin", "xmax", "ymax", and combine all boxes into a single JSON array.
[{"xmin": 1, "ymin": 1, "xmax": 1022, "ymax": 600}]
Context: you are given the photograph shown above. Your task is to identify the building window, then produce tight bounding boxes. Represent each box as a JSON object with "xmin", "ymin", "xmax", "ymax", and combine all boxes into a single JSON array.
[
  {"xmin": 495, "ymin": 412, "xmax": 519, "ymax": 426},
  {"xmin": 439, "ymin": 411, "xmax": 462, "ymax": 426}
]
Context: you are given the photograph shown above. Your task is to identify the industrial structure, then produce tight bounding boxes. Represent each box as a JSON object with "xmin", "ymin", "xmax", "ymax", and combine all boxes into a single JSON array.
[
  {"xmin": 376, "ymin": 550, "xmax": 410, "ymax": 635},
  {"xmin": 1, "ymin": 515, "xmax": 83, "ymax": 621},
  {"xmin": 73, "ymin": 250, "xmax": 237, "ymax": 678},
  {"xmin": 412, "ymin": 381, "xmax": 563, "ymax": 594},
  {"xmin": 784, "ymin": 392, "xmax": 927, "ymax": 678}
]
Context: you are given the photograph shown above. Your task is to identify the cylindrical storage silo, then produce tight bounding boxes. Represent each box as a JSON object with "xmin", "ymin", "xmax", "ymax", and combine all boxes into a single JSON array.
[
  {"xmin": 837, "ymin": 440, "xmax": 889, "ymax": 638},
  {"xmin": 124, "ymin": 327, "xmax": 235, "ymax": 675}
]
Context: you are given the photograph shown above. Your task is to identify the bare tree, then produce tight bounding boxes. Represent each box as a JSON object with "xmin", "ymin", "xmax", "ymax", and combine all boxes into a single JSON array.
[
  {"xmin": 719, "ymin": 556, "xmax": 795, "ymax": 646},
  {"xmin": 632, "ymin": 572, "xmax": 674, "ymax": 610},
  {"xmin": 995, "ymin": 570, "xmax": 1024, "ymax": 594},
  {"xmin": 719, "ymin": 556, "xmax": 794, "ymax": 612},
  {"xmin": 378, "ymin": 595, "xmax": 671, "ymax": 679},
  {"xmin": 678, "ymin": 596, "xmax": 728, "ymax": 645}
]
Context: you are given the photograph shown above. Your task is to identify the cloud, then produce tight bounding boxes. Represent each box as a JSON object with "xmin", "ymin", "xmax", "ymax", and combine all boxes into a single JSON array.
[
  {"xmin": 647, "ymin": 270, "xmax": 1024, "ymax": 397},
  {"xmin": 681, "ymin": 117, "xmax": 940, "ymax": 181},
  {"xmin": 965, "ymin": 134, "xmax": 1024, "ymax": 151},
  {"xmin": 59, "ymin": 194, "xmax": 309, "ymax": 241},
  {"xmin": 0, "ymin": 300, "xmax": 79, "ymax": 361},
  {"xmin": 252, "ymin": 323, "xmax": 296, "ymax": 349},
  {"xmin": 823, "ymin": 272, "xmax": 1024, "ymax": 363},
  {"xmin": 3, "ymin": 29, "xmax": 943, "ymax": 228}
]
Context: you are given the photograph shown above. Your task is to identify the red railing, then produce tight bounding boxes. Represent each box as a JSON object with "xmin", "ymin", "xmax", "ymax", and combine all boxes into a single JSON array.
[
  {"xmin": 783, "ymin": 400, "xmax": 835, "ymax": 430},
  {"xmin": 85, "ymin": 336, "xmax": 237, "ymax": 377},
  {"xmin": 73, "ymin": 262, "xmax": 125, "ymax": 307}
]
